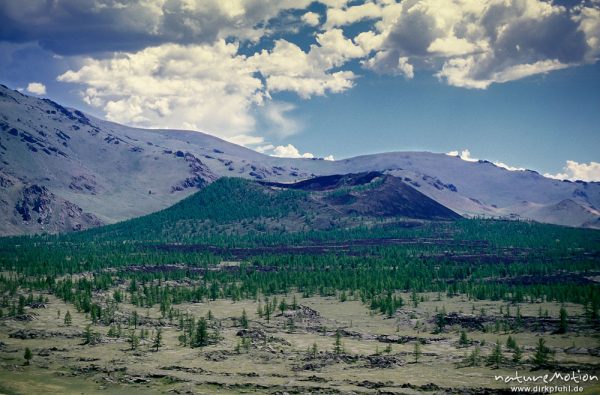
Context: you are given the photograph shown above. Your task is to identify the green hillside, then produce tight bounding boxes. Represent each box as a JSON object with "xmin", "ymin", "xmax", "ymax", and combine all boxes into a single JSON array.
[{"xmin": 78, "ymin": 177, "xmax": 309, "ymax": 243}]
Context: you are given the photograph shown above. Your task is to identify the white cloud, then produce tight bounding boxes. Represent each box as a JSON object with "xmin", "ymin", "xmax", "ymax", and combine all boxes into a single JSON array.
[
  {"xmin": 255, "ymin": 144, "xmax": 275, "ymax": 153},
  {"xmin": 26, "ymin": 82, "xmax": 46, "ymax": 95},
  {"xmin": 355, "ymin": 30, "xmax": 385, "ymax": 53},
  {"xmin": 324, "ymin": 2, "xmax": 383, "ymax": 29},
  {"xmin": 302, "ymin": 11, "xmax": 320, "ymax": 26},
  {"xmin": 363, "ymin": 0, "xmax": 600, "ymax": 89},
  {"xmin": 58, "ymin": 31, "xmax": 365, "ymax": 139},
  {"xmin": 249, "ymin": 29, "xmax": 365, "ymax": 98},
  {"xmin": 447, "ymin": 149, "xmax": 526, "ymax": 172},
  {"xmin": 225, "ymin": 135, "xmax": 266, "ymax": 147},
  {"xmin": 427, "ymin": 35, "xmax": 482, "ymax": 57},
  {"xmin": 254, "ymin": 143, "xmax": 333, "ymax": 160},
  {"xmin": 397, "ymin": 57, "xmax": 414, "ymax": 79},
  {"xmin": 544, "ymin": 161, "xmax": 600, "ymax": 182},
  {"xmin": 59, "ymin": 41, "xmax": 262, "ymax": 136},
  {"xmin": 446, "ymin": 149, "xmax": 477, "ymax": 162},
  {"xmin": 271, "ymin": 144, "xmax": 315, "ymax": 159},
  {"xmin": 262, "ymin": 102, "xmax": 302, "ymax": 137},
  {"xmin": 493, "ymin": 161, "xmax": 525, "ymax": 172},
  {"xmin": 1, "ymin": 0, "xmax": 314, "ymax": 54}
]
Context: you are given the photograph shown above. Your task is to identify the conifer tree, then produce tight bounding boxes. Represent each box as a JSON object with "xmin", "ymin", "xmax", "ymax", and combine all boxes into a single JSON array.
[
  {"xmin": 413, "ymin": 342, "xmax": 422, "ymax": 363},
  {"xmin": 153, "ymin": 328, "xmax": 162, "ymax": 351},
  {"xmin": 334, "ymin": 330, "xmax": 343, "ymax": 355},
  {"xmin": 487, "ymin": 341, "xmax": 504, "ymax": 368},
  {"xmin": 64, "ymin": 310, "xmax": 72, "ymax": 326},
  {"xmin": 24, "ymin": 347, "xmax": 32, "ymax": 365}
]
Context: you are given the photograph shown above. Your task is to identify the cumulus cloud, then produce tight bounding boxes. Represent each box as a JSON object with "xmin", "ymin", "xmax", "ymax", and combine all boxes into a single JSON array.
[
  {"xmin": 446, "ymin": 149, "xmax": 477, "ymax": 162},
  {"xmin": 363, "ymin": 0, "xmax": 600, "ymax": 89},
  {"xmin": 25, "ymin": 82, "xmax": 46, "ymax": 95},
  {"xmin": 254, "ymin": 143, "xmax": 334, "ymax": 160},
  {"xmin": 58, "ymin": 41, "xmax": 262, "ymax": 136},
  {"xmin": 6, "ymin": 0, "xmax": 599, "ymax": 161},
  {"xmin": 301, "ymin": 12, "xmax": 321, "ymax": 27},
  {"xmin": 57, "ymin": 30, "xmax": 364, "ymax": 138},
  {"xmin": 271, "ymin": 144, "xmax": 315, "ymax": 159},
  {"xmin": 544, "ymin": 160, "xmax": 600, "ymax": 182},
  {"xmin": 255, "ymin": 144, "xmax": 275, "ymax": 154},
  {"xmin": 249, "ymin": 29, "xmax": 365, "ymax": 98},
  {"xmin": 324, "ymin": 2, "xmax": 383, "ymax": 29},
  {"xmin": 0, "ymin": 0, "xmax": 312, "ymax": 54}
]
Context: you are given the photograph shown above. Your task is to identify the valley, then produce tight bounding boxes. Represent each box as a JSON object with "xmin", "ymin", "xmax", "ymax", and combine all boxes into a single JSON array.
[{"xmin": 0, "ymin": 177, "xmax": 599, "ymax": 394}]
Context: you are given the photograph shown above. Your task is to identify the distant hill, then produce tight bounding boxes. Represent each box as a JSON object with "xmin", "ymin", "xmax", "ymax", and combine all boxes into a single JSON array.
[
  {"xmin": 78, "ymin": 174, "xmax": 459, "ymax": 243},
  {"xmin": 1, "ymin": 84, "xmax": 599, "ymax": 235}
]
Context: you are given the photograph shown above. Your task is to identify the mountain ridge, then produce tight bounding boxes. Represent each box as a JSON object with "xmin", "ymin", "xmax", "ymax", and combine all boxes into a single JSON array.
[{"xmin": 1, "ymin": 84, "xmax": 599, "ymax": 235}]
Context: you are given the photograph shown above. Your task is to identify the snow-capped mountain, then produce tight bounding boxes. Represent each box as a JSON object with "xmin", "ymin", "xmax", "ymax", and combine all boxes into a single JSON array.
[{"xmin": 1, "ymin": 84, "xmax": 598, "ymax": 235}]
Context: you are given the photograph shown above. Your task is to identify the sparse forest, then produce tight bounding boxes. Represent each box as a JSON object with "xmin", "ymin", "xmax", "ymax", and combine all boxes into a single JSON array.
[{"xmin": 1, "ymin": 178, "xmax": 599, "ymax": 394}]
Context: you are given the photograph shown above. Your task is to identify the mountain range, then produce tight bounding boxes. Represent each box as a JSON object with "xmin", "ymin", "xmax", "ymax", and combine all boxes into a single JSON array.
[{"xmin": 1, "ymin": 84, "xmax": 599, "ymax": 235}]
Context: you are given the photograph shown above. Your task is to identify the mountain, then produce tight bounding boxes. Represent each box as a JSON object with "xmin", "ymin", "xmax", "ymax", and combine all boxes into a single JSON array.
[
  {"xmin": 1, "ymin": 84, "xmax": 599, "ymax": 235},
  {"xmin": 260, "ymin": 172, "xmax": 461, "ymax": 221},
  {"xmin": 0, "ymin": 84, "xmax": 317, "ymax": 235},
  {"xmin": 77, "ymin": 174, "xmax": 460, "ymax": 244}
]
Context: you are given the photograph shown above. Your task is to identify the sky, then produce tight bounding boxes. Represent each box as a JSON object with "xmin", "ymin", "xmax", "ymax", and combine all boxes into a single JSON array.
[{"xmin": 1, "ymin": 0, "xmax": 599, "ymax": 180}]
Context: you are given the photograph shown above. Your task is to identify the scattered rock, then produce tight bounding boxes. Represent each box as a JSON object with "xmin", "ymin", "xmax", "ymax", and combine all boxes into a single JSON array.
[
  {"xmin": 161, "ymin": 365, "xmax": 206, "ymax": 374},
  {"xmin": 204, "ymin": 350, "xmax": 231, "ymax": 362},
  {"xmin": 364, "ymin": 354, "xmax": 404, "ymax": 368},
  {"xmin": 9, "ymin": 328, "xmax": 82, "ymax": 339}
]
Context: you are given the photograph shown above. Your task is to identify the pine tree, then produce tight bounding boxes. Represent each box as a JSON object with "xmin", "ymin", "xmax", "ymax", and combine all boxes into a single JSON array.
[
  {"xmin": 265, "ymin": 304, "xmax": 271, "ymax": 322},
  {"xmin": 512, "ymin": 345, "xmax": 523, "ymax": 363},
  {"xmin": 557, "ymin": 307, "xmax": 568, "ymax": 334},
  {"xmin": 17, "ymin": 296, "xmax": 25, "ymax": 315},
  {"xmin": 464, "ymin": 346, "xmax": 481, "ymax": 366},
  {"xmin": 279, "ymin": 300, "xmax": 287, "ymax": 314},
  {"xmin": 107, "ymin": 325, "xmax": 118, "ymax": 337},
  {"xmin": 195, "ymin": 318, "xmax": 208, "ymax": 347},
  {"xmin": 413, "ymin": 342, "xmax": 422, "ymax": 363},
  {"xmin": 64, "ymin": 310, "xmax": 72, "ymax": 326},
  {"xmin": 506, "ymin": 335, "xmax": 517, "ymax": 350},
  {"xmin": 459, "ymin": 330, "xmax": 469, "ymax": 346},
  {"xmin": 434, "ymin": 312, "xmax": 445, "ymax": 333},
  {"xmin": 311, "ymin": 342, "xmax": 318, "ymax": 359},
  {"xmin": 334, "ymin": 330, "xmax": 343, "ymax": 355},
  {"xmin": 487, "ymin": 341, "xmax": 504, "ymax": 368},
  {"xmin": 153, "ymin": 328, "xmax": 162, "ymax": 351},
  {"xmin": 178, "ymin": 333, "xmax": 188, "ymax": 347},
  {"xmin": 131, "ymin": 310, "xmax": 138, "ymax": 329},
  {"xmin": 24, "ymin": 347, "xmax": 32, "ymax": 365},
  {"xmin": 240, "ymin": 309, "xmax": 249, "ymax": 329},
  {"xmin": 532, "ymin": 338, "xmax": 552, "ymax": 367},
  {"xmin": 129, "ymin": 330, "xmax": 139, "ymax": 350},
  {"xmin": 83, "ymin": 325, "xmax": 99, "ymax": 345}
]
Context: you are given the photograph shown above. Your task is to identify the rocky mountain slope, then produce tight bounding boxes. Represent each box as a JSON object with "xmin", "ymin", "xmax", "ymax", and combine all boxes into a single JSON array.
[
  {"xmin": 1, "ymin": 84, "xmax": 599, "ymax": 235},
  {"xmin": 261, "ymin": 172, "xmax": 461, "ymax": 221}
]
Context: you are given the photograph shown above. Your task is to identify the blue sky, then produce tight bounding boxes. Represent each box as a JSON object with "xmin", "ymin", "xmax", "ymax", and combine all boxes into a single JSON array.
[{"xmin": 1, "ymin": 0, "xmax": 599, "ymax": 180}]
